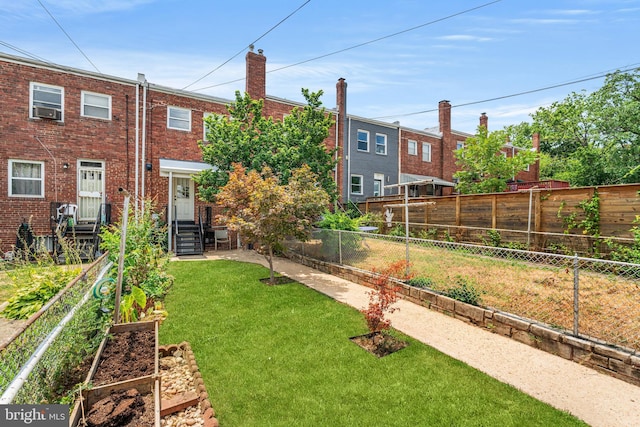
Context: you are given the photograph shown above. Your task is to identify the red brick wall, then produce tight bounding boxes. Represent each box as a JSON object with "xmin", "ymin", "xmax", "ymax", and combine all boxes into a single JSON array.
[{"xmin": 0, "ymin": 59, "xmax": 136, "ymax": 251}]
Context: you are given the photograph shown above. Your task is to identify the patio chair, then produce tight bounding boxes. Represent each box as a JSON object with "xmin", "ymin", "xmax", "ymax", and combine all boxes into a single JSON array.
[
  {"xmin": 214, "ymin": 229, "xmax": 231, "ymax": 250},
  {"xmin": 57, "ymin": 203, "xmax": 78, "ymax": 225}
]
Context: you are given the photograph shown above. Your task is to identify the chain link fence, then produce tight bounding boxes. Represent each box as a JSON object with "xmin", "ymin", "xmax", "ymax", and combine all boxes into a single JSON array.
[
  {"xmin": 286, "ymin": 229, "xmax": 640, "ymax": 352},
  {"xmin": 0, "ymin": 254, "xmax": 111, "ymax": 404}
]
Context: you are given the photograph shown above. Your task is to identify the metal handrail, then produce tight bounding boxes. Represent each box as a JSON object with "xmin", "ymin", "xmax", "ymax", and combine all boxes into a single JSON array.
[{"xmin": 198, "ymin": 207, "xmax": 205, "ymax": 253}]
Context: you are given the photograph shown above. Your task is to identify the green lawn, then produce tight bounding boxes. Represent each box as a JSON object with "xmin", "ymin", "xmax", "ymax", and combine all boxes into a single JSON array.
[{"xmin": 160, "ymin": 260, "xmax": 586, "ymax": 427}]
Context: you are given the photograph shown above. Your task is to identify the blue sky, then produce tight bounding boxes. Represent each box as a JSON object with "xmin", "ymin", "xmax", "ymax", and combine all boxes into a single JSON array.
[{"xmin": 1, "ymin": 0, "xmax": 639, "ymax": 133}]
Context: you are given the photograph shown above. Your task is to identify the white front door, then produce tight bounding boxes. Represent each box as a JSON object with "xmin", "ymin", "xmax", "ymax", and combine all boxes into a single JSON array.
[
  {"xmin": 173, "ymin": 177, "xmax": 194, "ymax": 221},
  {"xmin": 78, "ymin": 160, "xmax": 105, "ymax": 222}
]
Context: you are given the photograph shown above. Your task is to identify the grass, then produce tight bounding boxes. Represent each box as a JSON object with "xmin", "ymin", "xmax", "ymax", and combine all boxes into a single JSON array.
[
  {"xmin": 161, "ymin": 260, "xmax": 586, "ymax": 426},
  {"xmin": 351, "ymin": 237, "xmax": 640, "ymax": 350}
]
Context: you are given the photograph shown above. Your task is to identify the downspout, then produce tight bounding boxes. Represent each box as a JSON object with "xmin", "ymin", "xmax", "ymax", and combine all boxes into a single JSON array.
[
  {"xmin": 397, "ymin": 126, "xmax": 402, "ymax": 197},
  {"xmin": 140, "ymin": 78, "xmax": 148, "ymax": 213},
  {"xmin": 347, "ymin": 117, "xmax": 352, "ymax": 202},
  {"xmin": 167, "ymin": 172, "xmax": 173, "ymax": 253},
  {"xmin": 125, "ymin": 94, "xmax": 130, "ymax": 185},
  {"xmin": 134, "ymin": 81, "xmax": 140, "ymax": 213},
  {"xmin": 335, "ymin": 113, "xmax": 339, "ymax": 206}
]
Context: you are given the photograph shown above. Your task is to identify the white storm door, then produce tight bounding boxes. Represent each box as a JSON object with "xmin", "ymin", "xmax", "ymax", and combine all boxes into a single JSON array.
[
  {"xmin": 173, "ymin": 177, "xmax": 194, "ymax": 221},
  {"xmin": 78, "ymin": 160, "xmax": 105, "ymax": 221}
]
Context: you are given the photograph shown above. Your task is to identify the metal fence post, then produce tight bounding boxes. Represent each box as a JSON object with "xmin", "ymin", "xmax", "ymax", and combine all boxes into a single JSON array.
[
  {"xmin": 573, "ymin": 253, "xmax": 579, "ymax": 336},
  {"xmin": 339, "ymin": 230, "xmax": 343, "ymax": 265}
]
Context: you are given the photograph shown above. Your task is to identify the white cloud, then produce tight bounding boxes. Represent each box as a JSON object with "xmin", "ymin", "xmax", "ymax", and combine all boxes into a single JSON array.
[
  {"xmin": 437, "ymin": 35, "xmax": 492, "ymax": 42},
  {"xmin": 548, "ymin": 9, "xmax": 600, "ymax": 16}
]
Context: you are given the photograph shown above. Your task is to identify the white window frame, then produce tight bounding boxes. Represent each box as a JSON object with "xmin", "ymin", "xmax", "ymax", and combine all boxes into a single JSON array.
[
  {"xmin": 375, "ymin": 133, "xmax": 387, "ymax": 155},
  {"xmin": 456, "ymin": 141, "xmax": 465, "ymax": 150},
  {"xmin": 350, "ymin": 174, "xmax": 363, "ymax": 195},
  {"xmin": 373, "ymin": 173, "xmax": 384, "ymax": 197},
  {"xmin": 8, "ymin": 159, "xmax": 45, "ymax": 198},
  {"xmin": 203, "ymin": 112, "xmax": 213, "ymax": 142},
  {"xmin": 81, "ymin": 91, "xmax": 111, "ymax": 120},
  {"xmin": 357, "ymin": 130, "xmax": 369, "ymax": 152},
  {"xmin": 422, "ymin": 142, "xmax": 432, "ymax": 162},
  {"xmin": 30, "ymin": 82, "xmax": 64, "ymax": 120},
  {"xmin": 408, "ymin": 140, "xmax": 417, "ymax": 156},
  {"xmin": 167, "ymin": 106, "xmax": 192, "ymax": 131}
]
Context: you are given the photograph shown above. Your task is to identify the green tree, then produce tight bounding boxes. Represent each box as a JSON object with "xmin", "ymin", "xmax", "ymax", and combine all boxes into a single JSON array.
[
  {"xmin": 532, "ymin": 68, "xmax": 640, "ymax": 186},
  {"xmin": 195, "ymin": 89, "xmax": 337, "ymax": 202},
  {"xmin": 454, "ymin": 126, "xmax": 537, "ymax": 194},
  {"xmin": 216, "ymin": 163, "xmax": 329, "ymax": 283}
]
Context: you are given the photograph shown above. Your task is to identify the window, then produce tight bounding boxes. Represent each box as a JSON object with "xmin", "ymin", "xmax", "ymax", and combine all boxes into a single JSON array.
[
  {"xmin": 357, "ymin": 130, "xmax": 369, "ymax": 152},
  {"xmin": 203, "ymin": 112, "xmax": 213, "ymax": 142},
  {"xmin": 9, "ymin": 160, "xmax": 44, "ymax": 197},
  {"xmin": 408, "ymin": 140, "xmax": 417, "ymax": 156},
  {"xmin": 422, "ymin": 142, "xmax": 432, "ymax": 162},
  {"xmin": 456, "ymin": 141, "xmax": 465, "ymax": 150},
  {"xmin": 30, "ymin": 82, "xmax": 63, "ymax": 120},
  {"xmin": 373, "ymin": 173, "xmax": 384, "ymax": 197},
  {"xmin": 168, "ymin": 106, "xmax": 191, "ymax": 131},
  {"xmin": 375, "ymin": 133, "xmax": 387, "ymax": 155},
  {"xmin": 350, "ymin": 175, "xmax": 363, "ymax": 195},
  {"xmin": 81, "ymin": 91, "xmax": 111, "ymax": 119}
]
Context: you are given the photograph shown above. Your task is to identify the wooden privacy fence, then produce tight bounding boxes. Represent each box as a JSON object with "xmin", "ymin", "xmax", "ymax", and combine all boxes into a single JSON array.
[{"xmin": 361, "ymin": 183, "xmax": 640, "ymax": 251}]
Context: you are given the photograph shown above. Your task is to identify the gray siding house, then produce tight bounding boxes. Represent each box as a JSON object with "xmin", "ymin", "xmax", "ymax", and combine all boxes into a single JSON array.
[{"xmin": 343, "ymin": 116, "xmax": 400, "ymax": 202}]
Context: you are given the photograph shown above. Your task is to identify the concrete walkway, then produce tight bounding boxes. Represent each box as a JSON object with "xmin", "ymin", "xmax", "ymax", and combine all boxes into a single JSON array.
[{"xmin": 175, "ymin": 250, "xmax": 640, "ymax": 427}]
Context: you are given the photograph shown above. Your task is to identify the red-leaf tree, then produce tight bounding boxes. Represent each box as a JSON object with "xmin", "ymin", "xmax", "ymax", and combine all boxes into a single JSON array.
[
  {"xmin": 216, "ymin": 163, "xmax": 329, "ymax": 283},
  {"xmin": 362, "ymin": 260, "xmax": 412, "ymax": 333}
]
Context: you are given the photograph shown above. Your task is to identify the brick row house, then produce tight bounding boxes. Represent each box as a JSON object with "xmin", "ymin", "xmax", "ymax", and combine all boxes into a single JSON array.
[{"xmin": 0, "ymin": 49, "xmax": 538, "ymax": 256}]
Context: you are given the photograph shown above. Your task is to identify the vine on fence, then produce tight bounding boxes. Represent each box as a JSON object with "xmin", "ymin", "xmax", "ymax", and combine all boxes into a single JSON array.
[{"xmin": 557, "ymin": 190, "xmax": 601, "ymax": 255}]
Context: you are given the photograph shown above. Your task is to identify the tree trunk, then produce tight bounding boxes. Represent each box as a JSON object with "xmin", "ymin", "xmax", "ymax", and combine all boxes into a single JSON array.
[{"xmin": 267, "ymin": 245, "xmax": 275, "ymax": 284}]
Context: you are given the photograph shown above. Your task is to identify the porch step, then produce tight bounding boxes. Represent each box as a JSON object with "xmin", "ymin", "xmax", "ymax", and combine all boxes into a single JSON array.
[
  {"xmin": 55, "ymin": 222, "xmax": 101, "ymax": 263},
  {"xmin": 174, "ymin": 222, "xmax": 203, "ymax": 256}
]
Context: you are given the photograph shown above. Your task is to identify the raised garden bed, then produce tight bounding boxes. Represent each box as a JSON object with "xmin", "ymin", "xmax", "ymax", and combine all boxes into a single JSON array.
[
  {"xmin": 70, "ymin": 321, "xmax": 160, "ymax": 427},
  {"xmin": 69, "ymin": 323, "xmax": 218, "ymax": 427}
]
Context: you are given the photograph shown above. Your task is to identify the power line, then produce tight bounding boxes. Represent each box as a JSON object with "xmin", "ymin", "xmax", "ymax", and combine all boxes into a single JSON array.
[
  {"xmin": 182, "ymin": 0, "xmax": 311, "ymax": 90},
  {"xmin": 36, "ymin": 0, "xmax": 101, "ymax": 74},
  {"xmin": 371, "ymin": 63, "xmax": 640, "ymax": 120},
  {"xmin": 0, "ymin": 40, "xmax": 52, "ymax": 63},
  {"xmin": 192, "ymin": 0, "xmax": 502, "ymax": 92}
]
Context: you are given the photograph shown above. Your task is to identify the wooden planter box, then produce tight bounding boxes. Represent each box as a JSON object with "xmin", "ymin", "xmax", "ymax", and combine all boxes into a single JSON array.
[{"xmin": 69, "ymin": 320, "xmax": 160, "ymax": 427}]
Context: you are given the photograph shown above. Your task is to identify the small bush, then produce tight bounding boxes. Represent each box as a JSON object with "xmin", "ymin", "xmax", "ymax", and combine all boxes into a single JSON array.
[
  {"xmin": 406, "ymin": 277, "xmax": 433, "ymax": 289},
  {"xmin": 445, "ymin": 277, "xmax": 484, "ymax": 306}
]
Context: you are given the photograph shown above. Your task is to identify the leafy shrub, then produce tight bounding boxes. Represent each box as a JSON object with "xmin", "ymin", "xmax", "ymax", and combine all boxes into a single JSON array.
[
  {"xmin": 484, "ymin": 229, "xmax": 502, "ymax": 247},
  {"xmin": 406, "ymin": 276, "xmax": 433, "ymax": 289},
  {"xmin": 317, "ymin": 211, "xmax": 359, "ymax": 231},
  {"xmin": 2, "ymin": 263, "xmax": 80, "ymax": 320},
  {"xmin": 388, "ymin": 224, "xmax": 406, "ymax": 237},
  {"xmin": 444, "ymin": 276, "xmax": 484, "ymax": 306},
  {"xmin": 99, "ymin": 199, "xmax": 173, "ymax": 322}
]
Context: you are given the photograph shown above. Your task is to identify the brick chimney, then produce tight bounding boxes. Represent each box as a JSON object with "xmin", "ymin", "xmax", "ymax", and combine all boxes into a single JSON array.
[
  {"xmin": 479, "ymin": 112, "xmax": 488, "ymax": 130},
  {"xmin": 439, "ymin": 100, "xmax": 451, "ymax": 136},
  {"xmin": 531, "ymin": 132, "xmax": 541, "ymax": 181},
  {"xmin": 246, "ymin": 47, "xmax": 266, "ymax": 100}
]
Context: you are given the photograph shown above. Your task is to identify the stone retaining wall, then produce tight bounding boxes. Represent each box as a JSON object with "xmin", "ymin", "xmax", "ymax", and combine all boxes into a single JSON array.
[{"xmin": 288, "ymin": 253, "xmax": 640, "ymax": 387}]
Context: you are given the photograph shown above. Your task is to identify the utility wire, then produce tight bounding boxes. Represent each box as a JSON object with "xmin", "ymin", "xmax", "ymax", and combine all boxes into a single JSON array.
[
  {"xmin": 192, "ymin": 0, "xmax": 502, "ymax": 92},
  {"xmin": 36, "ymin": 0, "xmax": 101, "ymax": 74},
  {"xmin": 0, "ymin": 40, "xmax": 52, "ymax": 63},
  {"xmin": 371, "ymin": 63, "xmax": 640, "ymax": 120},
  {"xmin": 182, "ymin": 0, "xmax": 311, "ymax": 90}
]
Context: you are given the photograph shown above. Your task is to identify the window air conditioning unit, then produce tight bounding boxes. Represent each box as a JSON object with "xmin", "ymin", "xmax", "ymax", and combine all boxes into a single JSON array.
[{"xmin": 33, "ymin": 106, "xmax": 62, "ymax": 120}]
